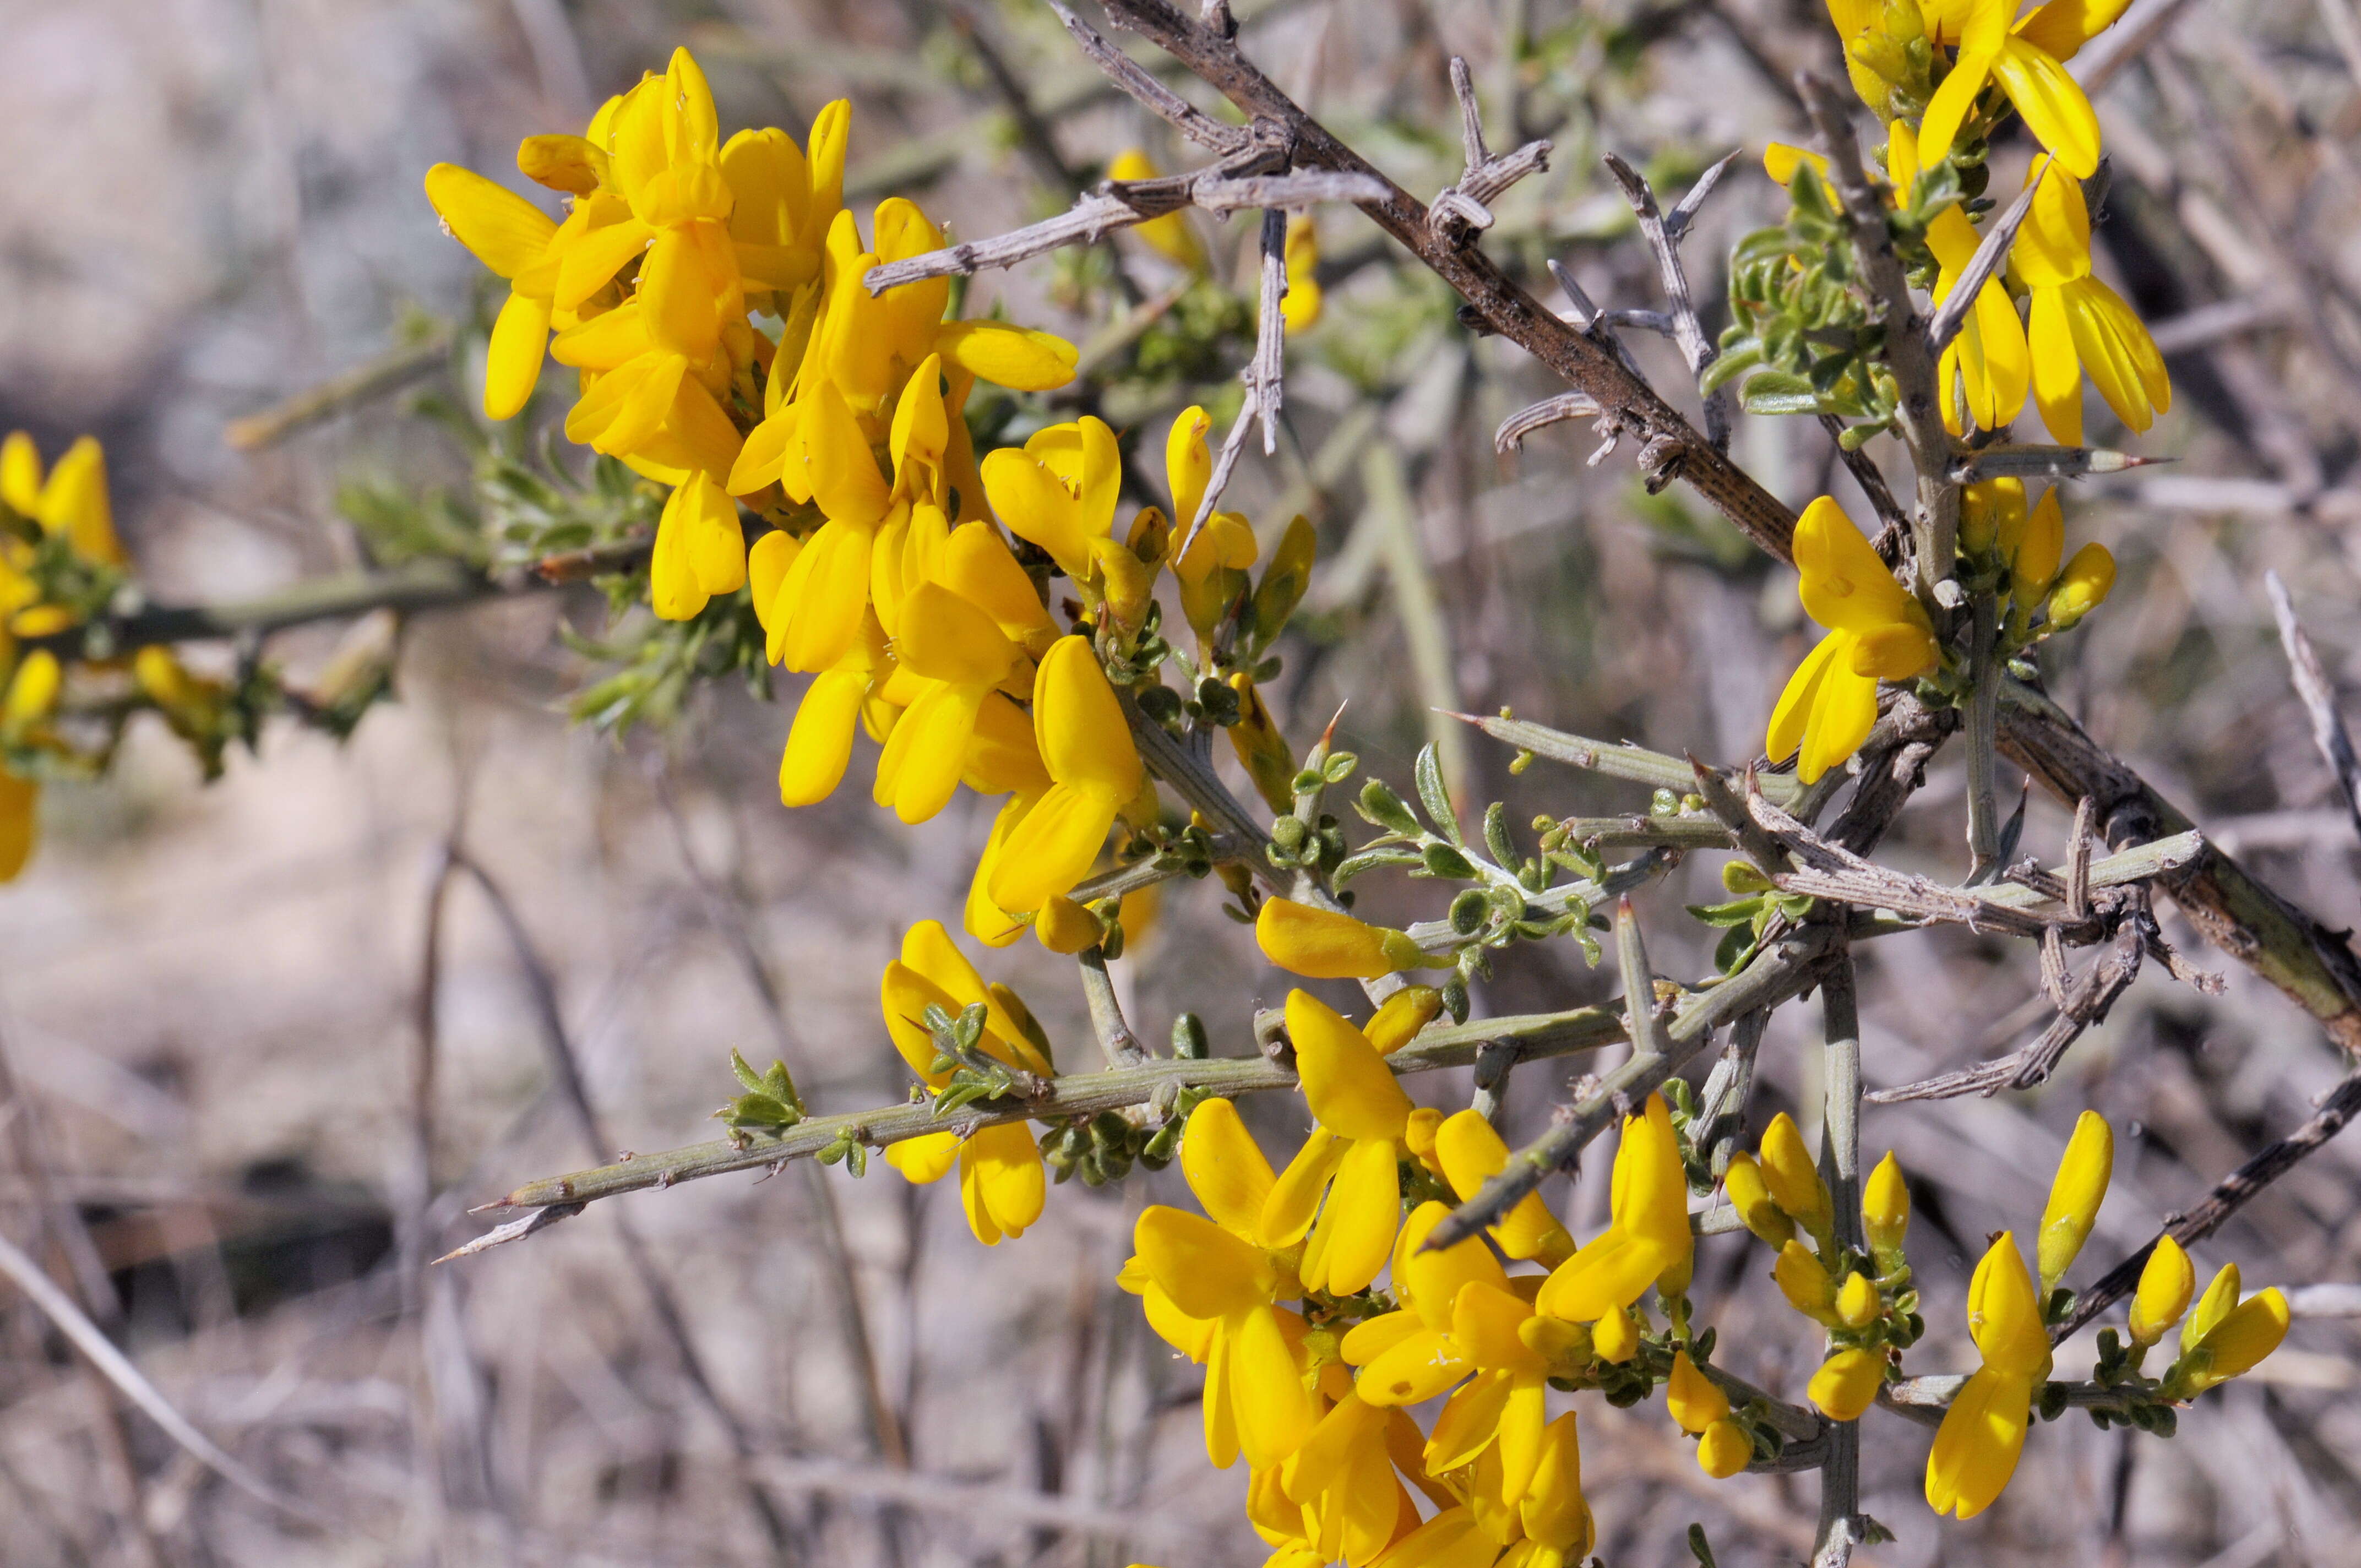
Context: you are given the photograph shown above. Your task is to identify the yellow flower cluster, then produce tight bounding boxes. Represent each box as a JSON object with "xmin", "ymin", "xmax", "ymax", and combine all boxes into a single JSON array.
[
  {"xmin": 1733, "ymin": 1109, "xmax": 2283, "ymax": 1520},
  {"xmin": 423, "ymin": 46, "xmax": 1079, "ymax": 625},
  {"xmin": 0, "ymin": 433, "xmax": 226, "ymax": 883},
  {"xmin": 1107, "ymin": 1000, "xmax": 1748, "ymax": 1567},
  {"xmin": 1806, "ymin": 2, "xmax": 2168, "ymax": 443},
  {"xmin": 1755, "ymin": 2, "xmax": 2164, "ymax": 780},
  {"xmin": 1765, "ymin": 480, "xmax": 2115, "ymax": 782}
]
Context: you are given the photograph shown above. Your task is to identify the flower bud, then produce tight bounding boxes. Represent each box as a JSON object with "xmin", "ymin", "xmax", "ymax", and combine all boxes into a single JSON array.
[
  {"xmin": 2047, "ymin": 542, "xmax": 2115, "ymax": 629},
  {"xmin": 1254, "ymin": 897, "xmax": 1428, "ymax": 978},
  {"xmin": 1592, "ymin": 1305, "xmax": 1639, "ymax": 1364},
  {"xmin": 6, "ymin": 650, "xmax": 59, "ymax": 728},
  {"xmin": 1863, "ymin": 1150, "xmax": 1911, "ymax": 1261},
  {"xmin": 1403, "ymin": 1106, "xmax": 1445, "ymax": 1172},
  {"xmin": 2037, "ymin": 1110, "xmax": 2113, "ymax": 1294},
  {"xmin": 1808, "ymin": 1347, "xmax": 1886, "ymax": 1422},
  {"xmin": 1034, "ymin": 894, "xmax": 1104, "ymax": 955},
  {"xmin": 1723, "ymin": 1153, "xmax": 1794, "ymax": 1246},
  {"xmin": 1836, "ymin": 1272, "xmax": 1881, "ymax": 1330},
  {"xmin": 2128, "ymin": 1235, "xmax": 2194, "ymax": 1348},
  {"xmin": 1696, "ymin": 1419, "xmax": 1752, "ymax": 1479},
  {"xmin": 2010, "ymin": 488, "xmax": 2064, "ymax": 604},
  {"xmin": 1774, "ymin": 1238, "xmax": 1841, "ymax": 1326},
  {"xmin": 1758, "ymin": 1113, "xmax": 1832, "ymax": 1237},
  {"xmin": 1667, "ymin": 1350, "xmax": 1731, "ymax": 1434},
  {"xmin": 1365, "ymin": 985, "xmax": 1444, "ymax": 1054}
]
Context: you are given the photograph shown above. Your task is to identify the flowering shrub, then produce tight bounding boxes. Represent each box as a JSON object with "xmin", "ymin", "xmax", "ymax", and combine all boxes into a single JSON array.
[{"xmin": 28, "ymin": 1, "xmax": 2358, "ymax": 1561}]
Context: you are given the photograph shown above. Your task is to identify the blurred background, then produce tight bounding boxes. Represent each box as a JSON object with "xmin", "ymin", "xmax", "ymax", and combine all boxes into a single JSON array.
[{"xmin": 4, "ymin": 0, "xmax": 2360, "ymax": 1562}]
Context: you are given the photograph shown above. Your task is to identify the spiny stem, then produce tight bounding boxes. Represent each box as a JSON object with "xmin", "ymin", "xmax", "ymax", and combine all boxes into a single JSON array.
[{"xmin": 1966, "ymin": 589, "xmax": 2003, "ymax": 880}]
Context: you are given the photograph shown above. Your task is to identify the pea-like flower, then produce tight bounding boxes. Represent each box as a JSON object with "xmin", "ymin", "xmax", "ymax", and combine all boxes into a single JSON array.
[
  {"xmin": 1255, "ymin": 897, "xmax": 1431, "ymax": 979},
  {"xmin": 1535, "ymin": 1092, "xmax": 1693, "ymax": 1323},
  {"xmin": 984, "ymin": 635, "xmax": 1148, "ymax": 916},
  {"xmin": 2036, "ymin": 1109, "xmax": 2112, "ymax": 1295},
  {"xmin": 2126, "ymin": 1235, "xmax": 2194, "ymax": 1349},
  {"xmin": 1122, "ymin": 1098, "xmax": 1321, "ymax": 1473},
  {"xmin": 877, "ymin": 922, "xmax": 1052, "ymax": 1245},
  {"xmin": 2161, "ymin": 1261, "xmax": 2289, "ymax": 1400},
  {"xmin": 1917, "ymin": 0, "xmax": 2107, "ymax": 179},
  {"xmin": 1263, "ymin": 991, "xmax": 1415, "ymax": 1295},
  {"xmin": 1432, "ymin": 1110, "xmax": 1577, "ymax": 1266},
  {"xmin": 2013, "ymin": 164, "xmax": 2170, "ymax": 446},
  {"xmin": 1925, "ymin": 1231, "xmax": 2050, "ymax": 1518},
  {"xmin": 1766, "ymin": 496, "xmax": 1939, "ymax": 785}
]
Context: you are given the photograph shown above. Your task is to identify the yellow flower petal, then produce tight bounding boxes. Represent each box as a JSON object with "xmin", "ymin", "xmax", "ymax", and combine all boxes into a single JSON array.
[
  {"xmin": 1302, "ymin": 1135, "xmax": 1403, "ymax": 1295},
  {"xmin": 935, "ymin": 320, "xmax": 1079, "ymax": 392},
  {"xmin": 1255, "ymin": 898, "xmax": 1423, "ymax": 979},
  {"xmin": 885, "ymin": 1129, "xmax": 961, "ymax": 1184},
  {"xmin": 1287, "ymin": 991, "xmax": 1413, "ymax": 1142},
  {"xmin": 1135, "ymin": 1204, "xmax": 1271, "ymax": 1320},
  {"xmin": 425, "ymin": 162, "xmax": 557, "ymax": 278},
  {"xmin": 780, "ymin": 667, "xmax": 867, "ymax": 805},
  {"xmin": 1182, "ymin": 1097, "xmax": 1278, "ymax": 1238},
  {"xmin": 1967, "ymin": 1232, "xmax": 2049, "ymax": 1377},
  {"xmin": 1925, "ymin": 1364, "xmax": 2033, "ymax": 1518}
]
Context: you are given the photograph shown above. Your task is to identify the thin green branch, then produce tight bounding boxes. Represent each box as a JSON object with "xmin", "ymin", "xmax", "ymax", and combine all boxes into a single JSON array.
[{"xmin": 475, "ymin": 1004, "xmax": 1628, "ymax": 1220}]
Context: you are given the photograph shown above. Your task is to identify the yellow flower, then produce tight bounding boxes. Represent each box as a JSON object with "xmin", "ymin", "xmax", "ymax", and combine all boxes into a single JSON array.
[
  {"xmin": 1665, "ymin": 1350, "xmax": 1751, "ymax": 1479},
  {"xmin": 1340, "ymin": 1200, "xmax": 1499, "ymax": 1406},
  {"xmin": 1918, "ymin": 0, "xmax": 2106, "ymax": 179},
  {"xmin": 1255, "ymin": 897, "xmax": 1430, "ymax": 979},
  {"xmin": 982, "ymin": 416, "xmax": 1124, "ymax": 585},
  {"xmin": 1282, "ymin": 215, "xmax": 1324, "ymax": 334},
  {"xmin": 1516, "ymin": 1412, "xmax": 1595, "ymax": 1567},
  {"xmin": 2126, "ymin": 1234, "xmax": 2194, "ymax": 1348},
  {"xmin": 648, "ymin": 470, "xmax": 748, "ymax": 620},
  {"xmin": 423, "ymin": 162, "xmax": 578, "ymax": 421},
  {"xmin": 2162, "ymin": 1262, "xmax": 2289, "ymax": 1398},
  {"xmin": 1836, "ymin": 1271, "xmax": 1881, "ymax": 1329},
  {"xmin": 1421, "ymin": 1277, "xmax": 1572, "ymax": 1501},
  {"xmin": 2014, "ymin": 165, "xmax": 2169, "ymax": 445},
  {"xmin": 877, "ymin": 922, "xmax": 1052, "ymax": 1245},
  {"xmin": 1128, "ymin": 1198, "xmax": 1319, "ymax": 1469},
  {"xmin": 869, "ymin": 581, "xmax": 1033, "ymax": 824},
  {"xmin": 1766, "ymin": 497, "xmax": 1939, "ymax": 784},
  {"xmin": 1033, "ymin": 894, "xmax": 1103, "ymax": 955},
  {"xmin": 983, "ymin": 635, "xmax": 1147, "ymax": 916},
  {"xmin": 2048, "ymin": 542, "xmax": 2114, "ymax": 628},
  {"xmin": 1809, "ymin": 1346, "xmax": 1888, "ymax": 1422},
  {"xmin": 1925, "ymin": 1231, "xmax": 2048, "ymax": 1518},
  {"xmin": 1264, "ymin": 991, "xmax": 1412, "ymax": 1295},
  {"xmin": 1723, "ymin": 1152, "xmax": 1793, "ymax": 1246},
  {"xmin": 1108, "ymin": 149, "xmax": 1203, "ymax": 269},
  {"xmin": 1, "ymin": 432, "xmax": 124, "ymax": 569},
  {"xmin": 1535, "ymin": 1093, "xmax": 1692, "ymax": 1322},
  {"xmin": 1883, "ymin": 124, "xmax": 2030, "ymax": 435},
  {"xmin": 2036, "ymin": 1109, "xmax": 2112, "ymax": 1294},
  {"xmin": 1278, "ymin": 1390, "xmax": 1413, "ymax": 1566},
  {"xmin": 1366, "ymin": 986, "xmax": 1445, "ymax": 1054},
  {"xmin": 771, "ymin": 607, "xmax": 895, "ymax": 808},
  {"xmin": 1433, "ymin": 1109, "xmax": 1577, "ymax": 1266}
]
